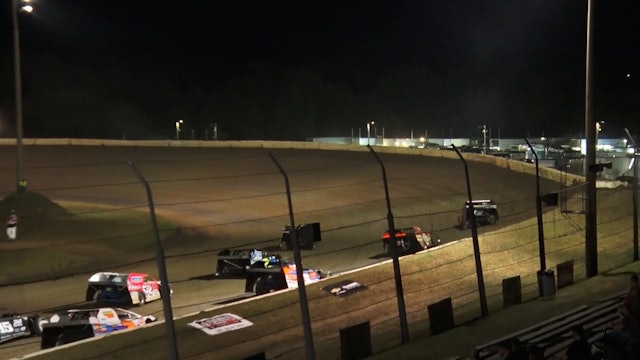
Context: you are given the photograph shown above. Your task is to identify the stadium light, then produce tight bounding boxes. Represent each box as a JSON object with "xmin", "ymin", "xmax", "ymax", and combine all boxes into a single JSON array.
[
  {"xmin": 175, "ymin": 119, "xmax": 183, "ymax": 140},
  {"xmin": 366, "ymin": 121, "xmax": 375, "ymax": 146}
]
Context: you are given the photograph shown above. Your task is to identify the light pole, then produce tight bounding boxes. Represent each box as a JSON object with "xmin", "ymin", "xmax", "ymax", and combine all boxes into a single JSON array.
[
  {"xmin": 584, "ymin": 0, "xmax": 598, "ymax": 278},
  {"xmin": 12, "ymin": 0, "xmax": 33, "ymax": 193},
  {"xmin": 175, "ymin": 119, "xmax": 183, "ymax": 140},
  {"xmin": 624, "ymin": 128, "xmax": 638, "ymax": 261},
  {"xmin": 366, "ymin": 121, "xmax": 374, "ymax": 146}
]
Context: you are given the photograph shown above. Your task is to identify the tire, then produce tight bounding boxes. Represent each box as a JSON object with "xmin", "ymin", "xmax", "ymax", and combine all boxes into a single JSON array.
[
  {"xmin": 253, "ymin": 277, "xmax": 264, "ymax": 295},
  {"xmin": 254, "ymin": 276, "xmax": 275, "ymax": 296},
  {"xmin": 279, "ymin": 241, "xmax": 289, "ymax": 251},
  {"xmin": 29, "ymin": 316, "xmax": 44, "ymax": 336},
  {"xmin": 138, "ymin": 292, "xmax": 146, "ymax": 306},
  {"xmin": 488, "ymin": 214, "xmax": 497, "ymax": 225},
  {"xmin": 95, "ymin": 291, "xmax": 104, "ymax": 306},
  {"xmin": 160, "ymin": 284, "xmax": 174, "ymax": 298},
  {"xmin": 55, "ymin": 333, "xmax": 64, "ymax": 347},
  {"xmin": 119, "ymin": 293, "xmax": 131, "ymax": 305}
]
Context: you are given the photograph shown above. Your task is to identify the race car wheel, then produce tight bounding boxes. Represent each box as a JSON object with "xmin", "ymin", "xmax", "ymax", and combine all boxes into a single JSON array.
[
  {"xmin": 29, "ymin": 316, "xmax": 44, "ymax": 336},
  {"xmin": 488, "ymin": 214, "xmax": 497, "ymax": 225},
  {"xmin": 38, "ymin": 318, "xmax": 48, "ymax": 335},
  {"xmin": 56, "ymin": 333, "xmax": 65, "ymax": 347},
  {"xmin": 255, "ymin": 275, "xmax": 277, "ymax": 295},
  {"xmin": 160, "ymin": 284, "xmax": 174, "ymax": 298},
  {"xmin": 254, "ymin": 277, "xmax": 272, "ymax": 295},
  {"xmin": 95, "ymin": 291, "xmax": 104, "ymax": 306},
  {"xmin": 138, "ymin": 293, "xmax": 146, "ymax": 306},
  {"xmin": 279, "ymin": 241, "xmax": 289, "ymax": 251},
  {"xmin": 119, "ymin": 293, "xmax": 131, "ymax": 304}
]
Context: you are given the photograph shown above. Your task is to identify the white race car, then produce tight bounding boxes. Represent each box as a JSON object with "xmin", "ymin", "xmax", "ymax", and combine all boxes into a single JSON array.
[{"xmin": 41, "ymin": 307, "xmax": 156, "ymax": 349}]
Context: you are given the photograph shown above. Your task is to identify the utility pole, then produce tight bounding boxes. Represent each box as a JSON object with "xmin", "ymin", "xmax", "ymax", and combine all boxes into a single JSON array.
[
  {"xmin": 12, "ymin": 0, "xmax": 25, "ymax": 193},
  {"xmin": 367, "ymin": 145, "xmax": 410, "ymax": 344},
  {"xmin": 625, "ymin": 128, "xmax": 638, "ymax": 261},
  {"xmin": 525, "ymin": 138, "xmax": 547, "ymax": 296},
  {"xmin": 584, "ymin": 0, "xmax": 598, "ymax": 277},
  {"xmin": 452, "ymin": 144, "xmax": 489, "ymax": 317}
]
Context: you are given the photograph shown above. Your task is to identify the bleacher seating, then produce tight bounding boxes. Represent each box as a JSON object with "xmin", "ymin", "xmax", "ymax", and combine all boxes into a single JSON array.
[{"xmin": 470, "ymin": 292, "xmax": 626, "ymax": 359}]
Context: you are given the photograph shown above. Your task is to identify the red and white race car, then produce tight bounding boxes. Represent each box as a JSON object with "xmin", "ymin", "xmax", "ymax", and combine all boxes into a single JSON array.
[{"xmin": 85, "ymin": 272, "xmax": 172, "ymax": 306}]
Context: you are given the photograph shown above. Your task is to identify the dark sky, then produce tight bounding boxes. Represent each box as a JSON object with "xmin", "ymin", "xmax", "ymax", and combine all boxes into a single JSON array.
[{"xmin": 0, "ymin": 1, "xmax": 638, "ymax": 140}]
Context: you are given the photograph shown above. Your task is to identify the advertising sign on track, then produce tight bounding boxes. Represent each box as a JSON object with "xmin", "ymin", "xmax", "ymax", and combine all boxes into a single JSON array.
[
  {"xmin": 322, "ymin": 280, "xmax": 367, "ymax": 297},
  {"xmin": 188, "ymin": 313, "xmax": 253, "ymax": 336}
]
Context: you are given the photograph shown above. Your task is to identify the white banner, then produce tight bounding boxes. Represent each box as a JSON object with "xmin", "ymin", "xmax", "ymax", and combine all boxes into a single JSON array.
[{"xmin": 188, "ymin": 313, "xmax": 253, "ymax": 336}]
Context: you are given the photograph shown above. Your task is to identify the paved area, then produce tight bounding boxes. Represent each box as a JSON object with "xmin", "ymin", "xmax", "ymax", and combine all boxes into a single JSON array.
[{"xmin": 369, "ymin": 261, "xmax": 640, "ymax": 360}]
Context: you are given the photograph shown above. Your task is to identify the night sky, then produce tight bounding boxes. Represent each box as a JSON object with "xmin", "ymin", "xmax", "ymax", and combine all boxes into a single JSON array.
[{"xmin": 0, "ymin": 1, "xmax": 638, "ymax": 141}]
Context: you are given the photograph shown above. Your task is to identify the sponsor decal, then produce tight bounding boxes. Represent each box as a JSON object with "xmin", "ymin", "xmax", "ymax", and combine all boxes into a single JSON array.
[
  {"xmin": 188, "ymin": 313, "xmax": 253, "ymax": 336},
  {"xmin": 322, "ymin": 280, "xmax": 367, "ymax": 297}
]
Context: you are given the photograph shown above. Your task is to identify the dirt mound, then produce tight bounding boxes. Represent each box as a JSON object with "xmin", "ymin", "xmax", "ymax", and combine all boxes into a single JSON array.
[{"xmin": 0, "ymin": 192, "xmax": 69, "ymax": 221}]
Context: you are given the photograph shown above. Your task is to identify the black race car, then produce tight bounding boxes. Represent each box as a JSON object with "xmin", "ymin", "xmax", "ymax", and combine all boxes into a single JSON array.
[
  {"xmin": 458, "ymin": 199, "xmax": 499, "ymax": 229},
  {"xmin": 215, "ymin": 249, "xmax": 268, "ymax": 277},
  {"xmin": 0, "ymin": 308, "xmax": 44, "ymax": 344}
]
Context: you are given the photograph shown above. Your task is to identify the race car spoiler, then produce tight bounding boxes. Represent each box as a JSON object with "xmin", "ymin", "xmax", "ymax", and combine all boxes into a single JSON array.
[{"xmin": 216, "ymin": 249, "xmax": 265, "ymax": 277}]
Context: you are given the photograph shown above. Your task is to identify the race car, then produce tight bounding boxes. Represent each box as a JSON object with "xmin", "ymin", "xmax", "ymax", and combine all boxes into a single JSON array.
[
  {"xmin": 0, "ymin": 308, "xmax": 44, "ymax": 344},
  {"xmin": 85, "ymin": 272, "xmax": 172, "ymax": 306},
  {"xmin": 458, "ymin": 199, "xmax": 499, "ymax": 229},
  {"xmin": 245, "ymin": 258, "xmax": 325, "ymax": 295},
  {"xmin": 41, "ymin": 307, "xmax": 156, "ymax": 349},
  {"xmin": 382, "ymin": 225, "xmax": 440, "ymax": 256},
  {"xmin": 215, "ymin": 249, "xmax": 269, "ymax": 277}
]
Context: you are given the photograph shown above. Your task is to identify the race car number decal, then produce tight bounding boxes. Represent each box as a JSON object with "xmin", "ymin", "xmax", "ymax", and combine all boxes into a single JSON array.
[
  {"xmin": 0, "ymin": 321, "xmax": 14, "ymax": 334},
  {"xmin": 142, "ymin": 284, "xmax": 155, "ymax": 297}
]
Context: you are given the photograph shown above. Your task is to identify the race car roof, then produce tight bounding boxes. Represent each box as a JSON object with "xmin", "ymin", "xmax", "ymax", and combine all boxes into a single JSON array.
[{"xmin": 88, "ymin": 272, "xmax": 129, "ymax": 284}]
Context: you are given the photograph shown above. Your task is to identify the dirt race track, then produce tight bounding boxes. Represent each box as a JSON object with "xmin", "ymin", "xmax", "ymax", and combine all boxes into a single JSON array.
[{"xmin": 0, "ymin": 144, "xmax": 559, "ymax": 359}]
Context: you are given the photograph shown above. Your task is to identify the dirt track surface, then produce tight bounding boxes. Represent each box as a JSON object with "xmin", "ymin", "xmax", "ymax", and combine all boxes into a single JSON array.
[{"xmin": 0, "ymin": 145, "xmax": 555, "ymax": 358}]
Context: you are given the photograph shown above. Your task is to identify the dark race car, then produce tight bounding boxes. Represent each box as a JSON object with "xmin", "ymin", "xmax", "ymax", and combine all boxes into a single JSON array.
[
  {"xmin": 215, "ymin": 249, "xmax": 269, "ymax": 277},
  {"xmin": 245, "ymin": 256, "xmax": 325, "ymax": 296},
  {"xmin": 85, "ymin": 272, "xmax": 172, "ymax": 306},
  {"xmin": 458, "ymin": 199, "xmax": 499, "ymax": 229},
  {"xmin": 40, "ymin": 307, "xmax": 156, "ymax": 349},
  {"xmin": 0, "ymin": 308, "xmax": 44, "ymax": 344}
]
